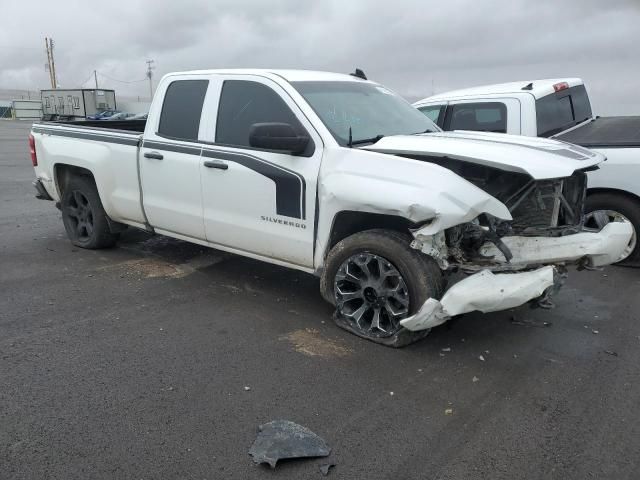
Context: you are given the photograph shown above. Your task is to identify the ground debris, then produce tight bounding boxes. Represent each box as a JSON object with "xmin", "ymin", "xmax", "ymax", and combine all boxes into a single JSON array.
[
  {"xmin": 319, "ymin": 462, "xmax": 336, "ymax": 476},
  {"xmin": 248, "ymin": 420, "xmax": 331, "ymax": 469},
  {"xmin": 604, "ymin": 350, "xmax": 618, "ymax": 357},
  {"xmin": 280, "ymin": 329, "xmax": 351, "ymax": 358},
  {"xmin": 510, "ymin": 316, "xmax": 552, "ymax": 328}
]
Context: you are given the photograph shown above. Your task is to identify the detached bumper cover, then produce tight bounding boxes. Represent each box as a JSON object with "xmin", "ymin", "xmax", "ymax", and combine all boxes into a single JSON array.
[
  {"xmin": 480, "ymin": 221, "xmax": 634, "ymax": 268},
  {"xmin": 400, "ymin": 266, "xmax": 556, "ymax": 331}
]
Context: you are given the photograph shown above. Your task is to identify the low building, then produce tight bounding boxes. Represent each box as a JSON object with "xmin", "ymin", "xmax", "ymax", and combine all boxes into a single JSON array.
[{"xmin": 41, "ymin": 89, "xmax": 116, "ymax": 120}]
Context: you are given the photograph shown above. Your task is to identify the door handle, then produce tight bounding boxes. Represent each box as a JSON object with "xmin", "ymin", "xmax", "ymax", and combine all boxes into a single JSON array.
[
  {"xmin": 144, "ymin": 151, "xmax": 164, "ymax": 160},
  {"xmin": 203, "ymin": 160, "xmax": 228, "ymax": 170}
]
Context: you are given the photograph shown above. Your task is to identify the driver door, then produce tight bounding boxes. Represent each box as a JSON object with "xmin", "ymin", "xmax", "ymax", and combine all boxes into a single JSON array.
[{"xmin": 198, "ymin": 76, "xmax": 323, "ymax": 269}]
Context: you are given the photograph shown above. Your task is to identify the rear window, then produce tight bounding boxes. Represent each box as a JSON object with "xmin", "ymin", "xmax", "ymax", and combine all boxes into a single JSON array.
[
  {"xmin": 158, "ymin": 79, "xmax": 209, "ymax": 140},
  {"xmin": 536, "ymin": 84, "xmax": 592, "ymax": 137},
  {"xmin": 446, "ymin": 102, "xmax": 507, "ymax": 133}
]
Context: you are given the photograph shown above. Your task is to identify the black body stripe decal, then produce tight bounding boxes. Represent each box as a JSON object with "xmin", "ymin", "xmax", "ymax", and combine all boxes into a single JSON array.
[
  {"xmin": 32, "ymin": 125, "xmax": 307, "ymax": 220},
  {"xmin": 32, "ymin": 126, "xmax": 139, "ymax": 146},
  {"xmin": 143, "ymin": 140, "xmax": 202, "ymax": 156},
  {"xmin": 431, "ymin": 133, "xmax": 598, "ymax": 160},
  {"xmin": 202, "ymin": 149, "xmax": 306, "ymax": 220}
]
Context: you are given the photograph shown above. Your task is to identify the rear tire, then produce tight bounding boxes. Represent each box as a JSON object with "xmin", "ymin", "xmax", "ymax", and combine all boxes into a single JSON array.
[
  {"xmin": 585, "ymin": 192, "xmax": 639, "ymax": 265},
  {"xmin": 61, "ymin": 176, "xmax": 119, "ymax": 249},
  {"xmin": 320, "ymin": 229, "xmax": 445, "ymax": 347}
]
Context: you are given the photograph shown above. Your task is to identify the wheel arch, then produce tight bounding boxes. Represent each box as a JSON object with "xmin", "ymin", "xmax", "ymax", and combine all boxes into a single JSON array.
[
  {"xmin": 54, "ymin": 164, "xmax": 127, "ymax": 234},
  {"xmin": 54, "ymin": 163, "xmax": 96, "ymax": 198},
  {"xmin": 587, "ymin": 187, "xmax": 640, "ymax": 205},
  {"xmin": 586, "ymin": 187, "xmax": 640, "ymax": 264},
  {"xmin": 323, "ymin": 210, "xmax": 417, "ymax": 260}
]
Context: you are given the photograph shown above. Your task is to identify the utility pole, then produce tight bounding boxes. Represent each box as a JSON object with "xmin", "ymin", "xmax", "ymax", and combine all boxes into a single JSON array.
[
  {"xmin": 94, "ymin": 70, "xmax": 99, "ymax": 89},
  {"xmin": 146, "ymin": 59, "xmax": 155, "ymax": 100},
  {"xmin": 49, "ymin": 38, "xmax": 58, "ymax": 88},
  {"xmin": 44, "ymin": 37, "xmax": 55, "ymax": 88}
]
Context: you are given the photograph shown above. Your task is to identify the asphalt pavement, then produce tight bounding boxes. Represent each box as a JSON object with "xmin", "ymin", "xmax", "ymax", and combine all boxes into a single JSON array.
[{"xmin": 1, "ymin": 120, "xmax": 639, "ymax": 479}]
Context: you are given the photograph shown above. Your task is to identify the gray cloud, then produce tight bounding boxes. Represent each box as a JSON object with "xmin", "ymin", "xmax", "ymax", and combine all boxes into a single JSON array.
[{"xmin": 1, "ymin": 0, "xmax": 638, "ymax": 113}]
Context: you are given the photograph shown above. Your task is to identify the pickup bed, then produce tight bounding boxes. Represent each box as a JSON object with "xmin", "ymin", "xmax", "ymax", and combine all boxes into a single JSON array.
[
  {"xmin": 30, "ymin": 69, "xmax": 632, "ymax": 347},
  {"xmin": 414, "ymin": 78, "xmax": 640, "ymax": 264},
  {"xmin": 556, "ymin": 116, "xmax": 640, "ymax": 148}
]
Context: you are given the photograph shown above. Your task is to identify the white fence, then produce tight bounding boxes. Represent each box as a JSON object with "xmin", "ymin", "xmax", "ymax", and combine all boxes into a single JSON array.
[{"xmin": 12, "ymin": 100, "xmax": 42, "ymax": 120}]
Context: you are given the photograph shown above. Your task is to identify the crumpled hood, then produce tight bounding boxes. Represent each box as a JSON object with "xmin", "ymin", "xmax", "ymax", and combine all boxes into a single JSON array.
[{"xmin": 362, "ymin": 130, "xmax": 604, "ymax": 180}]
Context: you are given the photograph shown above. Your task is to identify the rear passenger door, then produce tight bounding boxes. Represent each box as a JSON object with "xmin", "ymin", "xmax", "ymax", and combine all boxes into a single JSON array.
[
  {"xmin": 140, "ymin": 77, "xmax": 210, "ymax": 240},
  {"xmin": 198, "ymin": 76, "xmax": 323, "ymax": 269}
]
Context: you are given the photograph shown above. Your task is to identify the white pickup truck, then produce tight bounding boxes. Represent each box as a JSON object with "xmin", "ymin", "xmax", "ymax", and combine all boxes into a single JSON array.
[
  {"xmin": 414, "ymin": 78, "xmax": 640, "ymax": 264},
  {"xmin": 29, "ymin": 69, "xmax": 632, "ymax": 347}
]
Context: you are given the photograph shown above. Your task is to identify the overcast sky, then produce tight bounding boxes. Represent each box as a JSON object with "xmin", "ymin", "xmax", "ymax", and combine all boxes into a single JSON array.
[{"xmin": 1, "ymin": 0, "xmax": 638, "ymax": 114}]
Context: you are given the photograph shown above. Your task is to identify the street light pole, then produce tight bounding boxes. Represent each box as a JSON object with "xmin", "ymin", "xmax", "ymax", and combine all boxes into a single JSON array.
[
  {"xmin": 49, "ymin": 38, "xmax": 57, "ymax": 88},
  {"xmin": 146, "ymin": 59, "xmax": 155, "ymax": 100},
  {"xmin": 44, "ymin": 37, "xmax": 55, "ymax": 88}
]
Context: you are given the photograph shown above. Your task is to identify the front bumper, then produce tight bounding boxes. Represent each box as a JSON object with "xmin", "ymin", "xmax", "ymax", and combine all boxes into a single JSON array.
[
  {"xmin": 401, "ymin": 221, "xmax": 634, "ymax": 332},
  {"xmin": 480, "ymin": 221, "xmax": 634, "ymax": 268},
  {"xmin": 400, "ymin": 266, "xmax": 557, "ymax": 331}
]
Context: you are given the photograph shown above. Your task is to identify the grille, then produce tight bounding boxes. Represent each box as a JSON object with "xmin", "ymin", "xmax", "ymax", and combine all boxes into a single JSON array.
[{"xmin": 506, "ymin": 171, "xmax": 587, "ymax": 236}]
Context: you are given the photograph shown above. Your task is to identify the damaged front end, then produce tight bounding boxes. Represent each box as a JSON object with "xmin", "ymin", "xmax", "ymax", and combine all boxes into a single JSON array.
[
  {"xmin": 414, "ymin": 170, "xmax": 589, "ymax": 270},
  {"xmin": 406, "ymin": 168, "xmax": 634, "ymax": 331}
]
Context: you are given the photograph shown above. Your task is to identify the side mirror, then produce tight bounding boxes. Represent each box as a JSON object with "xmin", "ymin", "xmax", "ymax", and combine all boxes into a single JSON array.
[{"xmin": 249, "ymin": 122, "xmax": 309, "ymax": 155}]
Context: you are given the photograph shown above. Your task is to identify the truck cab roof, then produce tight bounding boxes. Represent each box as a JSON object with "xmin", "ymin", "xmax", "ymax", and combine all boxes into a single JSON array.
[
  {"xmin": 162, "ymin": 69, "xmax": 370, "ymax": 83},
  {"xmin": 423, "ymin": 78, "xmax": 584, "ymax": 102}
]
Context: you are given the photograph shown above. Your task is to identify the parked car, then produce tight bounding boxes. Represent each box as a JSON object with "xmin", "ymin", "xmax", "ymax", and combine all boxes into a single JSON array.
[
  {"xmin": 28, "ymin": 69, "xmax": 632, "ymax": 347},
  {"xmin": 414, "ymin": 78, "xmax": 640, "ymax": 264},
  {"xmin": 128, "ymin": 112, "xmax": 148, "ymax": 120},
  {"xmin": 86, "ymin": 110, "xmax": 121, "ymax": 120},
  {"xmin": 105, "ymin": 112, "xmax": 135, "ymax": 121}
]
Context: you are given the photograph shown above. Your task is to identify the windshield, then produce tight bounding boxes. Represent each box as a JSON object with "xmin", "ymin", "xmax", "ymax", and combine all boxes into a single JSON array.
[{"xmin": 292, "ymin": 81, "xmax": 439, "ymax": 146}]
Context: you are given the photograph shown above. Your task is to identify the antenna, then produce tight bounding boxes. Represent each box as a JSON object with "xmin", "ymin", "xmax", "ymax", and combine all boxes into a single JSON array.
[{"xmin": 350, "ymin": 68, "xmax": 367, "ymax": 80}]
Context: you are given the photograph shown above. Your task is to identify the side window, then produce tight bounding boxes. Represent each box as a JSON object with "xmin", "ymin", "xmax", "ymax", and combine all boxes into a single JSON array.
[
  {"xmin": 216, "ymin": 80, "xmax": 303, "ymax": 148},
  {"xmin": 447, "ymin": 102, "xmax": 507, "ymax": 133},
  {"xmin": 418, "ymin": 105, "xmax": 443, "ymax": 124},
  {"xmin": 158, "ymin": 79, "xmax": 209, "ymax": 140}
]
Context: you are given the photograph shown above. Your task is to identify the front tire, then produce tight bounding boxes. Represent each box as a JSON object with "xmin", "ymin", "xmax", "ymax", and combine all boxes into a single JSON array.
[
  {"xmin": 585, "ymin": 192, "xmax": 639, "ymax": 265},
  {"xmin": 320, "ymin": 229, "xmax": 445, "ymax": 347},
  {"xmin": 61, "ymin": 176, "xmax": 119, "ymax": 249}
]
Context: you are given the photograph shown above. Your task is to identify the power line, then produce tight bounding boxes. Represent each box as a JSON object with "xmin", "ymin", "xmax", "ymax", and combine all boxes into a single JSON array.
[
  {"xmin": 0, "ymin": 45, "xmax": 42, "ymax": 50},
  {"xmin": 77, "ymin": 71, "xmax": 95, "ymax": 87},
  {"xmin": 97, "ymin": 71, "xmax": 147, "ymax": 84}
]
